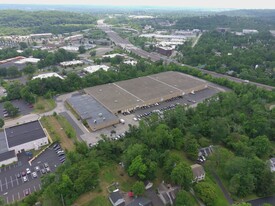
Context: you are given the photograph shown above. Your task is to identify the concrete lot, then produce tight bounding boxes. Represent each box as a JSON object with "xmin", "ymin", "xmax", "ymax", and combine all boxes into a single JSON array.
[
  {"xmin": 0, "ymin": 99, "xmax": 33, "ymax": 119},
  {"xmin": 0, "ymin": 147, "xmax": 62, "ymax": 204}
]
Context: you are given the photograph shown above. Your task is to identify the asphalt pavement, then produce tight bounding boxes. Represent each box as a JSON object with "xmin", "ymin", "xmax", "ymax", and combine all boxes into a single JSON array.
[{"xmin": 0, "ymin": 147, "xmax": 62, "ymax": 204}]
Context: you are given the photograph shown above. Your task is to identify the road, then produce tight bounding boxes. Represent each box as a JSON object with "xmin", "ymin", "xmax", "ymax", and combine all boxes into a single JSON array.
[{"xmin": 98, "ymin": 19, "xmax": 275, "ymax": 91}]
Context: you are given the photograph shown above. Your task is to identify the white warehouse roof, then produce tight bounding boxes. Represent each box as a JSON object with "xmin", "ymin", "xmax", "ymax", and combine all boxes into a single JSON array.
[
  {"xmin": 32, "ymin": 72, "xmax": 64, "ymax": 80},
  {"xmin": 60, "ymin": 60, "xmax": 83, "ymax": 67},
  {"xmin": 15, "ymin": 57, "xmax": 40, "ymax": 64},
  {"xmin": 83, "ymin": 65, "xmax": 110, "ymax": 74}
]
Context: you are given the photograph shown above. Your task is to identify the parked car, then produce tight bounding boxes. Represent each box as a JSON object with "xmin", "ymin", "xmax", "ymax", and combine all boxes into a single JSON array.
[
  {"xmin": 46, "ymin": 167, "xmax": 51, "ymax": 173},
  {"xmin": 35, "ymin": 166, "xmax": 40, "ymax": 172},
  {"xmin": 32, "ymin": 172, "xmax": 37, "ymax": 178},
  {"xmin": 44, "ymin": 162, "xmax": 49, "ymax": 168},
  {"xmin": 41, "ymin": 168, "xmax": 46, "ymax": 174},
  {"xmin": 26, "ymin": 168, "xmax": 31, "ymax": 175},
  {"xmin": 24, "ymin": 189, "xmax": 29, "ymax": 196},
  {"xmin": 23, "ymin": 176, "xmax": 28, "ymax": 182},
  {"xmin": 17, "ymin": 173, "xmax": 21, "ymax": 178},
  {"xmin": 21, "ymin": 171, "xmax": 26, "ymax": 176}
]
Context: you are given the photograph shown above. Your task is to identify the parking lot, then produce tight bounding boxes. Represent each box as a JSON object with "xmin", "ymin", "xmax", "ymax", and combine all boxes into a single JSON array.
[
  {"xmin": 0, "ymin": 146, "xmax": 62, "ymax": 204},
  {"xmin": 0, "ymin": 99, "xmax": 33, "ymax": 119}
]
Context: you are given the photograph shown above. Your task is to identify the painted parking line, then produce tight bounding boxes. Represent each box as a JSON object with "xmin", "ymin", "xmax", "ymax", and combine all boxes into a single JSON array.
[
  {"xmin": 10, "ymin": 176, "xmax": 14, "ymax": 187},
  {"xmin": 18, "ymin": 192, "xmax": 20, "ymax": 200},
  {"xmin": 6, "ymin": 196, "xmax": 9, "ymax": 204},
  {"xmin": 39, "ymin": 184, "xmax": 41, "ymax": 190},
  {"xmin": 15, "ymin": 175, "xmax": 19, "ymax": 185},
  {"xmin": 12, "ymin": 194, "xmax": 15, "ymax": 203},
  {"xmin": 33, "ymin": 185, "xmax": 36, "ymax": 192},
  {"xmin": 5, "ymin": 177, "xmax": 8, "ymax": 189},
  {"xmin": 0, "ymin": 179, "xmax": 2, "ymax": 191}
]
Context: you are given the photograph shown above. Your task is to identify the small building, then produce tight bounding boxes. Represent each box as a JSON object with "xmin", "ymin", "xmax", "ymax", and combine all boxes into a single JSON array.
[
  {"xmin": 32, "ymin": 72, "xmax": 64, "ymax": 80},
  {"xmin": 123, "ymin": 59, "xmax": 137, "ymax": 66},
  {"xmin": 269, "ymin": 158, "xmax": 275, "ymax": 172},
  {"xmin": 83, "ymin": 65, "xmax": 110, "ymax": 74},
  {"xmin": 127, "ymin": 197, "xmax": 153, "ymax": 206},
  {"xmin": 0, "ymin": 150, "xmax": 18, "ymax": 167},
  {"xmin": 60, "ymin": 46, "xmax": 79, "ymax": 52},
  {"xmin": 109, "ymin": 190, "xmax": 125, "ymax": 206},
  {"xmin": 5, "ymin": 120, "xmax": 49, "ymax": 153},
  {"xmin": 102, "ymin": 53, "xmax": 125, "ymax": 58},
  {"xmin": 156, "ymin": 46, "xmax": 173, "ymax": 56},
  {"xmin": 191, "ymin": 164, "xmax": 205, "ymax": 183},
  {"xmin": 157, "ymin": 183, "xmax": 179, "ymax": 205},
  {"xmin": 243, "ymin": 29, "xmax": 259, "ymax": 34}
]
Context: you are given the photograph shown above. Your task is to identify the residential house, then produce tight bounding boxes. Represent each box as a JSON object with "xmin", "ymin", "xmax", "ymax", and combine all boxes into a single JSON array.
[
  {"xmin": 158, "ymin": 183, "xmax": 179, "ymax": 205},
  {"xmin": 191, "ymin": 164, "xmax": 205, "ymax": 183},
  {"xmin": 198, "ymin": 145, "xmax": 214, "ymax": 157},
  {"xmin": 127, "ymin": 197, "xmax": 153, "ymax": 206},
  {"xmin": 109, "ymin": 190, "xmax": 125, "ymax": 206}
]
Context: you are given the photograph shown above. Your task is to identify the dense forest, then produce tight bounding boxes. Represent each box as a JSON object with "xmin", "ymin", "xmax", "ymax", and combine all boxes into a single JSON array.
[
  {"xmin": 178, "ymin": 31, "xmax": 275, "ymax": 86},
  {"xmin": 0, "ymin": 10, "xmax": 96, "ymax": 35}
]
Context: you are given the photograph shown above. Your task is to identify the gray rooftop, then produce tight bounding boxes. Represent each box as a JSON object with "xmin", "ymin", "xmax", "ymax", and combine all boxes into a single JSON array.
[
  {"xmin": 0, "ymin": 131, "xmax": 8, "ymax": 154},
  {"xmin": 109, "ymin": 191, "xmax": 124, "ymax": 203},
  {"xmin": 6, "ymin": 120, "xmax": 46, "ymax": 148},
  {"xmin": 0, "ymin": 150, "xmax": 16, "ymax": 162},
  {"xmin": 67, "ymin": 94, "xmax": 118, "ymax": 126},
  {"xmin": 128, "ymin": 197, "xmax": 152, "ymax": 206}
]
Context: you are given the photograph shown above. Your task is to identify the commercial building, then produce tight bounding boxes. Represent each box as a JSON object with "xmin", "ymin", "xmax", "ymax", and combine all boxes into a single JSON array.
[
  {"xmin": 243, "ymin": 29, "xmax": 259, "ymax": 34},
  {"xmin": 32, "ymin": 72, "xmax": 64, "ymax": 80},
  {"xmin": 0, "ymin": 120, "xmax": 49, "ymax": 167},
  {"xmin": 30, "ymin": 33, "xmax": 53, "ymax": 39},
  {"xmin": 64, "ymin": 34, "xmax": 83, "ymax": 42},
  {"xmin": 84, "ymin": 71, "xmax": 207, "ymax": 115},
  {"xmin": 14, "ymin": 57, "xmax": 40, "ymax": 65},
  {"xmin": 66, "ymin": 95, "xmax": 119, "ymax": 131},
  {"xmin": 156, "ymin": 46, "xmax": 173, "ymax": 56},
  {"xmin": 60, "ymin": 60, "xmax": 83, "ymax": 67},
  {"xmin": 83, "ymin": 65, "xmax": 110, "ymax": 74}
]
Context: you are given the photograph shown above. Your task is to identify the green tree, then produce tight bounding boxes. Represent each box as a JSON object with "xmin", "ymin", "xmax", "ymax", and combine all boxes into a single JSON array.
[
  {"xmin": 90, "ymin": 50, "xmax": 96, "ymax": 57},
  {"xmin": 184, "ymin": 137, "xmax": 199, "ymax": 160},
  {"xmin": 78, "ymin": 46, "xmax": 86, "ymax": 54},
  {"xmin": 19, "ymin": 42, "xmax": 28, "ymax": 50},
  {"xmin": 171, "ymin": 162, "xmax": 193, "ymax": 190},
  {"xmin": 3, "ymin": 101, "xmax": 19, "ymax": 117},
  {"xmin": 251, "ymin": 135, "xmax": 272, "ymax": 158},
  {"xmin": 231, "ymin": 203, "xmax": 251, "ymax": 206},
  {"xmin": 194, "ymin": 182, "xmax": 217, "ymax": 206},
  {"xmin": 0, "ymin": 118, "xmax": 4, "ymax": 128},
  {"xmin": 132, "ymin": 181, "xmax": 145, "ymax": 196},
  {"xmin": 175, "ymin": 190, "xmax": 194, "ymax": 206},
  {"xmin": 128, "ymin": 155, "xmax": 147, "ymax": 180},
  {"xmin": 23, "ymin": 64, "xmax": 36, "ymax": 75}
]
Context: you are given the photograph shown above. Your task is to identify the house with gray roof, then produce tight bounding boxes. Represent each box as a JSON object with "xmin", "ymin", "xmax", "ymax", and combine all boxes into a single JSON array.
[{"xmin": 109, "ymin": 190, "xmax": 125, "ymax": 206}]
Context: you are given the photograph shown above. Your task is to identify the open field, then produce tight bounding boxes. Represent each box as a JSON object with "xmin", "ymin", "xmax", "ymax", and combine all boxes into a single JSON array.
[
  {"xmin": 34, "ymin": 97, "xmax": 56, "ymax": 113},
  {"xmin": 40, "ymin": 115, "xmax": 75, "ymax": 151}
]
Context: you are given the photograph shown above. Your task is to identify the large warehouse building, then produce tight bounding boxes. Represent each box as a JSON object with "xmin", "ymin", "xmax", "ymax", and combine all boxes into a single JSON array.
[
  {"xmin": 0, "ymin": 120, "xmax": 49, "ymax": 167},
  {"xmin": 84, "ymin": 71, "xmax": 208, "ymax": 114},
  {"xmin": 67, "ymin": 71, "xmax": 208, "ymax": 131}
]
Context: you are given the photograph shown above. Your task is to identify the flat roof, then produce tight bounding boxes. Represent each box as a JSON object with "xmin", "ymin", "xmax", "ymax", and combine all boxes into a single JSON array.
[
  {"xmin": 85, "ymin": 71, "xmax": 207, "ymax": 113},
  {"xmin": 67, "ymin": 94, "xmax": 118, "ymax": 126},
  {"xmin": 6, "ymin": 120, "xmax": 46, "ymax": 148},
  {"xmin": 0, "ymin": 150, "xmax": 16, "ymax": 162}
]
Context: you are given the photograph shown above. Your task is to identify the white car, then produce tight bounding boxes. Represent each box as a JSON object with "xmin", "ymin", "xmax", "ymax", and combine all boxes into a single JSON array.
[
  {"xmin": 23, "ymin": 176, "xmax": 28, "ymax": 182},
  {"xmin": 26, "ymin": 168, "xmax": 31, "ymax": 175},
  {"xmin": 32, "ymin": 172, "xmax": 37, "ymax": 178}
]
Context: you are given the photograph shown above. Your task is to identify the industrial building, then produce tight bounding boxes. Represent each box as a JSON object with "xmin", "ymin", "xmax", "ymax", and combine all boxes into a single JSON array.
[
  {"xmin": 83, "ymin": 65, "xmax": 110, "ymax": 74},
  {"xmin": 0, "ymin": 120, "xmax": 49, "ymax": 167},
  {"xmin": 32, "ymin": 72, "xmax": 64, "ymax": 80},
  {"xmin": 84, "ymin": 71, "xmax": 207, "ymax": 115},
  {"xmin": 66, "ymin": 95, "xmax": 119, "ymax": 131},
  {"xmin": 156, "ymin": 46, "xmax": 173, "ymax": 56}
]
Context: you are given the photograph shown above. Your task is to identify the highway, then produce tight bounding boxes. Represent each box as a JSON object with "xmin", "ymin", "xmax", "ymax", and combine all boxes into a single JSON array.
[{"xmin": 98, "ymin": 20, "xmax": 275, "ymax": 91}]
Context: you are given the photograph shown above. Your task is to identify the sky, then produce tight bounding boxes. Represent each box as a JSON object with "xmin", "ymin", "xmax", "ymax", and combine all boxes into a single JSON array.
[{"xmin": 0, "ymin": 0, "xmax": 275, "ymax": 9}]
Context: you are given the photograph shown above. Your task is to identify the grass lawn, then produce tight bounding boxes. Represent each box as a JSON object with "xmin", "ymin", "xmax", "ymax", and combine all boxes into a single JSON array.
[
  {"xmin": 55, "ymin": 115, "xmax": 77, "ymax": 142},
  {"xmin": 34, "ymin": 97, "xmax": 56, "ymax": 113},
  {"xmin": 40, "ymin": 115, "xmax": 75, "ymax": 151},
  {"xmin": 74, "ymin": 163, "xmax": 135, "ymax": 206},
  {"xmin": 169, "ymin": 150, "xmax": 194, "ymax": 165},
  {"xmin": 83, "ymin": 196, "xmax": 111, "ymax": 206}
]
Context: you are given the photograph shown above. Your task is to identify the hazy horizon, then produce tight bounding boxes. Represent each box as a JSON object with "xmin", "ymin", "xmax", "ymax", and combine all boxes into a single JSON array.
[{"xmin": 0, "ymin": 0, "xmax": 275, "ymax": 9}]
